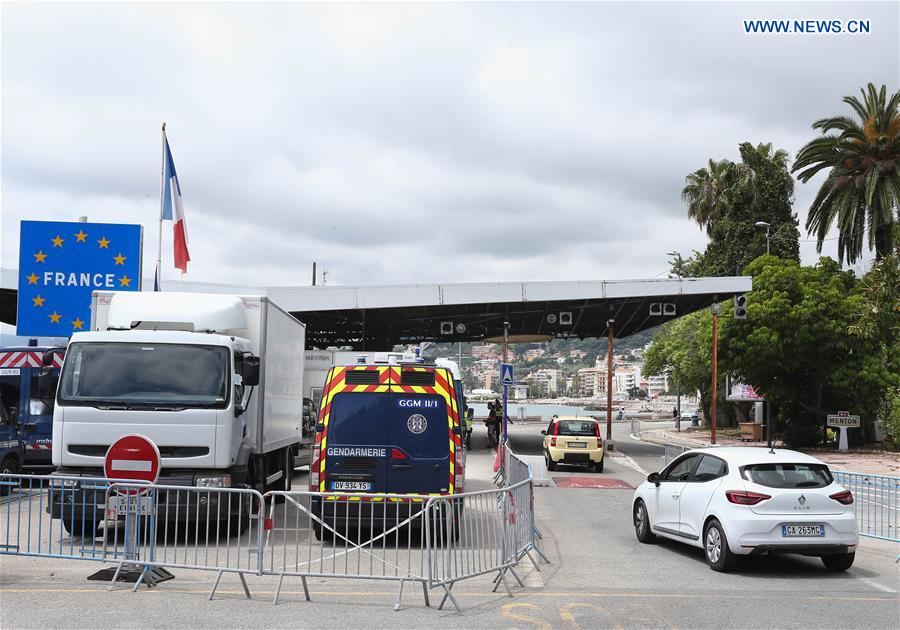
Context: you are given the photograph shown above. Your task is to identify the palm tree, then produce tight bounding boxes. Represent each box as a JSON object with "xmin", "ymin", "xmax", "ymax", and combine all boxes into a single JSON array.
[
  {"xmin": 681, "ymin": 159, "xmax": 742, "ymax": 235},
  {"xmin": 793, "ymin": 83, "xmax": 900, "ymax": 263}
]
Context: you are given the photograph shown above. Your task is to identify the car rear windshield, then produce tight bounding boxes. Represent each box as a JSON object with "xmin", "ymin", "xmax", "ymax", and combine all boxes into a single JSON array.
[
  {"xmin": 556, "ymin": 420, "xmax": 597, "ymax": 436},
  {"xmin": 740, "ymin": 463, "xmax": 833, "ymax": 488}
]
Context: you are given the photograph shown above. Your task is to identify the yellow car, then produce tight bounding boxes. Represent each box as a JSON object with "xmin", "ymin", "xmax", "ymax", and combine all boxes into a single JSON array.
[{"xmin": 542, "ymin": 416, "xmax": 605, "ymax": 473}]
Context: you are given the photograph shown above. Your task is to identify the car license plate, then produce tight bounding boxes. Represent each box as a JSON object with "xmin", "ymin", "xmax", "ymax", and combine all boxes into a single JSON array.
[
  {"xmin": 567, "ymin": 442, "xmax": 587, "ymax": 448},
  {"xmin": 330, "ymin": 481, "xmax": 372, "ymax": 491},
  {"xmin": 782, "ymin": 524, "xmax": 824, "ymax": 537}
]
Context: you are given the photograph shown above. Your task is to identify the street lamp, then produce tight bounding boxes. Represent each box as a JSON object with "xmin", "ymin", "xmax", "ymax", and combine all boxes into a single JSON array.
[{"xmin": 755, "ymin": 221, "xmax": 771, "ymax": 255}]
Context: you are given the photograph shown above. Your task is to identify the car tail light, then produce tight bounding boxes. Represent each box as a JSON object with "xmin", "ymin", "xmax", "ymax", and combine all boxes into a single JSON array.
[
  {"xmin": 550, "ymin": 437, "xmax": 557, "ymax": 447},
  {"xmin": 725, "ymin": 490, "xmax": 771, "ymax": 505},
  {"xmin": 829, "ymin": 490, "xmax": 853, "ymax": 505},
  {"xmin": 310, "ymin": 446, "xmax": 320, "ymax": 490},
  {"xmin": 594, "ymin": 423, "xmax": 603, "ymax": 448},
  {"xmin": 391, "ymin": 448, "xmax": 407, "ymax": 460}
]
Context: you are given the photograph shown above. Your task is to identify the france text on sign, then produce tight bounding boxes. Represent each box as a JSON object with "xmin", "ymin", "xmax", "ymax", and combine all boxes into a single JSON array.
[
  {"xmin": 17, "ymin": 220, "xmax": 142, "ymax": 337},
  {"xmin": 827, "ymin": 414, "xmax": 860, "ymax": 428},
  {"xmin": 500, "ymin": 363, "xmax": 514, "ymax": 386}
]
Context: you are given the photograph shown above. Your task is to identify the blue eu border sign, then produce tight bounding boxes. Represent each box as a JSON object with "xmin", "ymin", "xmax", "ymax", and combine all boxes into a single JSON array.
[{"xmin": 17, "ymin": 221, "xmax": 142, "ymax": 337}]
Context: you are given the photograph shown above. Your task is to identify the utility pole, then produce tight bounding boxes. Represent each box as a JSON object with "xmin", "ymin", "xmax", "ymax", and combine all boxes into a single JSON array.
[
  {"xmin": 606, "ymin": 318, "xmax": 614, "ymax": 446},
  {"xmin": 710, "ymin": 302, "xmax": 722, "ymax": 445}
]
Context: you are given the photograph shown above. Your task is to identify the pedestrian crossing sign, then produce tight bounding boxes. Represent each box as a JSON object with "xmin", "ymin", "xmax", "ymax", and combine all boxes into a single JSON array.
[{"xmin": 500, "ymin": 363, "xmax": 514, "ymax": 386}]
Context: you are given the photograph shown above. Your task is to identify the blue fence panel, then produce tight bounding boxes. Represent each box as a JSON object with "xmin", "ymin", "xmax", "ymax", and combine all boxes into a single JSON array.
[{"xmin": 832, "ymin": 471, "xmax": 899, "ymax": 543}]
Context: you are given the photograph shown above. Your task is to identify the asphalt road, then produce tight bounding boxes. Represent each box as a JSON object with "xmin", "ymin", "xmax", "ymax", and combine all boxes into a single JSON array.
[{"xmin": 1, "ymin": 422, "xmax": 898, "ymax": 629}]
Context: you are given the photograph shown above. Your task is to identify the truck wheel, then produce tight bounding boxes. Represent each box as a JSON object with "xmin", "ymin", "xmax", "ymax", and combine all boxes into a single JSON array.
[
  {"xmin": 62, "ymin": 517, "xmax": 102, "ymax": 539},
  {"xmin": 0, "ymin": 456, "xmax": 21, "ymax": 495}
]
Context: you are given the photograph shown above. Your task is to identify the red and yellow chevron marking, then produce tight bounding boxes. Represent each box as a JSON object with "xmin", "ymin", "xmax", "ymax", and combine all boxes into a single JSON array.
[{"xmin": 315, "ymin": 365, "xmax": 464, "ymax": 500}]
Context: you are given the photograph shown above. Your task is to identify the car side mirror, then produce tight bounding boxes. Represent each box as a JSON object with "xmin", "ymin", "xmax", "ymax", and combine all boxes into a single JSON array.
[
  {"xmin": 648, "ymin": 472, "xmax": 660, "ymax": 487},
  {"xmin": 242, "ymin": 354, "xmax": 260, "ymax": 387},
  {"xmin": 540, "ymin": 430, "xmax": 547, "ymax": 435}
]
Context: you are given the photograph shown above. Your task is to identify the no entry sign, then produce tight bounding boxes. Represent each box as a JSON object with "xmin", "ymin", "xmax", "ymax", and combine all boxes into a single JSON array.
[{"xmin": 104, "ymin": 434, "xmax": 161, "ymax": 489}]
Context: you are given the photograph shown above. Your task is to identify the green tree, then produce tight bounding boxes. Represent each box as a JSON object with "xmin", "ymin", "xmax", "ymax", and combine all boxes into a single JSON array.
[
  {"xmin": 720, "ymin": 256, "xmax": 892, "ymax": 447},
  {"xmin": 643, "ymin": 311, "xmax": 716, "ymax": 421},
  {"xmin": 848, "ymin": 254, "xmax": 900, "ymax": 443},
  {"xmin": 675, "ymin": 142, "xmax": 800, "ymax": 278},
  {"xmin": 700, "ymin": 142, "xmax": 800, "ymax": 276},
  {"xmin": 681, "ymin": 159, "xmax": 742, "ymax": 235},
  {"xmin": 793, "ymin": 83, "xmax": 900, "ymax": 263}
]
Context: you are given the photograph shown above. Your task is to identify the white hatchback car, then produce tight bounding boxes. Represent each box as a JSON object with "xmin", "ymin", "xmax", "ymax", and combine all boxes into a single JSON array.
[{"xmin": 632, "ymin": 447, "xmax": 858, "ymax": 572}]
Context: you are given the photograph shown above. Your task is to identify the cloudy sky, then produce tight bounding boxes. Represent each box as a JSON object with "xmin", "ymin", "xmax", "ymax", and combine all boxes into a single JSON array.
[{"xmin": 2, "ymin": 1, "xmax": 897, "ymax": 290}]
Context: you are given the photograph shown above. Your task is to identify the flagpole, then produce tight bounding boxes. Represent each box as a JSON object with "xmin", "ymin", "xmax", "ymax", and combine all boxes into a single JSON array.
[{"xmin": 157, "ymin": 122, "xmax": 166, "ymax": 291}]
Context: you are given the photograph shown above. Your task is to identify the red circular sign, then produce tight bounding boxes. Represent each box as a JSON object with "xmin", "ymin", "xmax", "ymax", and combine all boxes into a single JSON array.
[{"xmin": 104, "ymin": 434, "xmax": 161, "ymax": 489}]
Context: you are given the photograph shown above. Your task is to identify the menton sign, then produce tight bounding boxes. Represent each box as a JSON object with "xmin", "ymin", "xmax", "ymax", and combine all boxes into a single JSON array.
[{"xmin": 17, "ymin": 220, "xmax": 142, "ymax": 336}]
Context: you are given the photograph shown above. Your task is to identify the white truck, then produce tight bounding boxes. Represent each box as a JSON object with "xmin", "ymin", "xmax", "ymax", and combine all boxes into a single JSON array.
[{"xmin": 45, "ymin": 291, "xmax": 308, "ymax": 535}]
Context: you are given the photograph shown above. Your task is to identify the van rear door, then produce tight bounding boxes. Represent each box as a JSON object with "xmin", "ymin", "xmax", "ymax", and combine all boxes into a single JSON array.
[
  {"xmin": 324, "ymin": 393, "xmax": 391, "ymax": 492},
  {"xmin": 387, "ymin": 393, "xmax": 450, "ymax": 494}
]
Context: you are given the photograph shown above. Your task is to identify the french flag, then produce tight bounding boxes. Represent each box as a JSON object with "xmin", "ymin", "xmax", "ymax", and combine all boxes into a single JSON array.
[{"xmin": 161, "ymin": 136, "xmax": 190, "ymax": 273}]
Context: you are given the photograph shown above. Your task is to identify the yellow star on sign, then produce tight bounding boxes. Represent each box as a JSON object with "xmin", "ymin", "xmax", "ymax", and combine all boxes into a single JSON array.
[
  {"xmin": 51, "ymin": 235, "xmax": 65, "ymax": 248},
  {"xmin": 74, "ymin": 230, "xmax": 88, "ymax": 242},
  {"xmin": 71, "ymin": 317, "xmax": 85, "ymax": 330},
  {"xmin": 97, "ymin": 236, "xmax": 110, "ymax": 249},
  {"xmin": 34, "ymin": 250, "xmax": 48, "ymax": 263},
  {"xmin": 48, "ymin": 311, "xmax": 62, "ymax": 324},
  {"xmin": 32, "ymin": 295, "xmax": 46, "ymax": 307},
  {"xmin": 113, "ymin": 252, "xmax": 126, "ymax": 265},
  {"xmin": 26, "ymin": 272, "xmax": 39, "ymax": 285},
  {"xmin": 118, "ymin": 274, "xmax": 132, "ymax": 287}
]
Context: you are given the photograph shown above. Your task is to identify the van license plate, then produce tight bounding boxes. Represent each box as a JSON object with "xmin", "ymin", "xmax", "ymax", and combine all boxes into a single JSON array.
[
  {"xmin": 331, "ymin": 481, "xmax": 372, "ymax": 491},
  {"xmin": 782, "ymin": 524, "xmax": 824, "ymax": 537},
  {"xmin": 567, "ymin": 442, "xmax": 586, "ymax": 448}
]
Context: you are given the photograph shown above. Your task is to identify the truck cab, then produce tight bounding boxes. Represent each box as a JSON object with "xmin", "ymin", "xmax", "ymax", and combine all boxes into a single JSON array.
[{"xmin": 0, "ymin": 345, "xmax": 64, "ymax": 474}]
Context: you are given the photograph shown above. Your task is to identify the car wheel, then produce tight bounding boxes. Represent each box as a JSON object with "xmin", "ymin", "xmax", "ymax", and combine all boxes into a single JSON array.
[
  {"xmin": 704, "ymin": 519, "xmax": 736, "ymax": 572},
  {"xmin": 821, "ymin": 552, "xmax": 855, "ymax": 571},
  {"xmin": 544, "ymin": 451, "xmax": 556, "ymax": 471},
  {"xmin": 633, "ymin": 500, "xmax": 655, "ymax": 543},
  {"xmin": 594, "ymin": 457, "xmax": 604, "ymax": 473}
]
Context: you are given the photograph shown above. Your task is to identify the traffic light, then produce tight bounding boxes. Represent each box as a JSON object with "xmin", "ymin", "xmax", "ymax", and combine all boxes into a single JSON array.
[{"xmin": 734, "ymin": 295, "xmax": 748, "ymax": 320}]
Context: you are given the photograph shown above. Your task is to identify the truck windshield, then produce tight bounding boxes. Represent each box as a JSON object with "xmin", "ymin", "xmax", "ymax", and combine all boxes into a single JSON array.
[{"xmin": 59, "ymin": 343, "xmax": 229, "ymax": 408}]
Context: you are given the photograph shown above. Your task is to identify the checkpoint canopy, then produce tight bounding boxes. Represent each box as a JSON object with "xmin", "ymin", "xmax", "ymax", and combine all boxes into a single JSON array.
[
  {"xmin": 16, "ymin": 220, "xmax": 142, "ymax": 337},
  {"xmin": 2, "ymin": 273, "xmax": 752, "ymax": 348}
]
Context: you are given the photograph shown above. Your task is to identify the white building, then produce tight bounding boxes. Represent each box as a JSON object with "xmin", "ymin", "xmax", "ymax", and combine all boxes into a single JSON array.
[
  {"xmin": 578, "ymin": 367, "xmax": 608, "ymax": 398},
  {"xmin": 614, "ymin": 363, "xmax": 641, "ymax": 394},
  {"xmin": 531, "ymin": 368, "xmax": 561, "ymax": 396},
  {"xmin": 647, "ymin": 373, "xmax": 669, "ymax": 397}
]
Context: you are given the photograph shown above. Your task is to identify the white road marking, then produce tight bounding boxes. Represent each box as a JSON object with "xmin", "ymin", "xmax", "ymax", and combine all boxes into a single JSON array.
[
  {"xmin": 858, "ymin": 576, "xmax": 897, "ymax": 593},
  {"xmin": 610, "ymin": 453, "xmax": 649, "ymax": 476}
]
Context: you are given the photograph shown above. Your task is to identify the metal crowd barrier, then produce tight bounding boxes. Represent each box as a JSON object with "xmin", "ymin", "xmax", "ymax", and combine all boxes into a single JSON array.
[
  {"xmin": 630, "ymin": 418, "xmax": 641, "ymax": 437},
  {"xmin": 0, "ymin": 473, "xmax": 119, "ymax": 564},
  {"xmin": 664, "ymin": 443, "xmax": 688, "ymax": 464},
  {"xmin": 2, "ymin": 464, "xmax": 550, "ymax": 612},
  {"xmin": 0, "ymin": 473, "xmax": 265, "ymax": 597},
  {"xmin": 102, "ymin": 481, "xmax": 265, "ymax": 596},
  {"xmin": 261, "ymin": 490, "xmax": 434, "ymax": 609},
  {"xmin": 832, "ymin": 471, "xmax": 900, "ymax": 543},
  {"xmin": 426, "ymin": 485, "xmax": 521, "ymax": 611}
]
